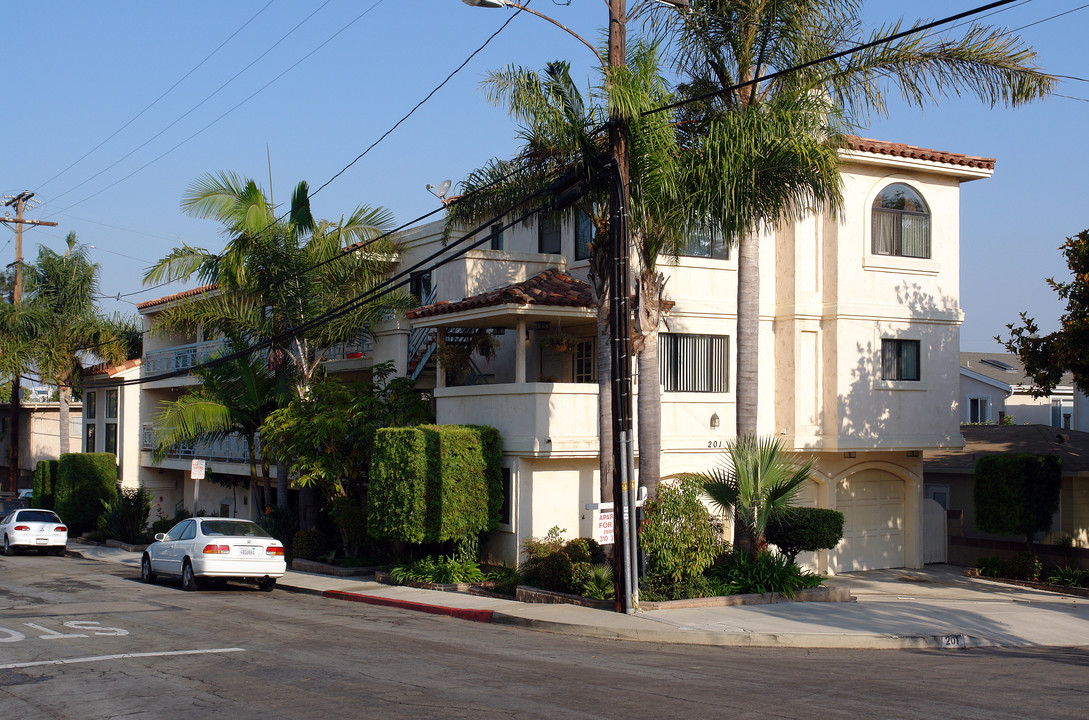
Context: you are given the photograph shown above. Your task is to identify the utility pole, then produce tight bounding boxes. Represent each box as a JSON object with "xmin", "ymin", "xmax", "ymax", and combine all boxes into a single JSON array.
[{"xmin": 2, "ymin": 191, "xmax": 58, "ymax": 492}]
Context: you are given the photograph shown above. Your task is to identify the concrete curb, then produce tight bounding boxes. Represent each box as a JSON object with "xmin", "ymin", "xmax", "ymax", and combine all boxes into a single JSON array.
[{"xmin": 322, "ymin": 589, "xmax": 495, "ymax": 623}]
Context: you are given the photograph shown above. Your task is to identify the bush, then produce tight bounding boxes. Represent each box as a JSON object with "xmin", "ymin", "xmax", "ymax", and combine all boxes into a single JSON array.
[
  {"xmin": 707, "ymin": 548, "xmax": 824, "ymax": 598},
  {"xmin": 291, "ymin": 529, "xmax": 329, "ymax": 561},
  {"xmin": 639, "ymin": 572, "xmax": 719, "ymax": 602},
  {"xmin": 256, "ymin": 505, "xmax": 298, "ymax": 548},
  {"xmin": 33, "ymin": 460, "xmax": 58, "ymax": 509},
  {"xmin": 152, "ymin": 508, "xmax": 193, "ymax": 536},
  {"xmin": 327, "ymin": 496, "xmax": 367, "ymax": 557},
  {"xmin": 639, "ymin": 477, "xmax": 723, "ymax": 582},
  {"xmin": 368, "ymin": 425, "xmax": 500, "ymax": 544},
  {"xmin": 975, "ymin": 556, "xmax": 1008, "ymax": 578},
  {"xmin": 98, "ymin": 486, "xmax": 153, "ymax": 544},
  {"xmin": 486, "ymin": 566, "xmax": 521, "ymax": 596},
  {"xmin": 1047, "ymin": 566, "xmax": 1089, "ymax": 588},
  {"xmin": 974, "ymin": 453, "xmax": 1061, "ymax": 547},
  {"xmin": 54, "ymin": 452, "xmax": 118, "ymax": 535},
  {"xmin": 389, "ymin": 555, "xmax": 486, "ymax": 585},
  {"xmin": 581, "ymin": 564, "xmax": 615, "ymax": 600},
  {"xmin": 765, "ymin": 507, "xmax": 845, "ymax": 563},
  {"xmin": 1007, "ymin": 552, "xmax": 1042, "ymax": 581},
  {"xmin": 519, "ymin": 527, "xmax": 607, "ymax": 595}
]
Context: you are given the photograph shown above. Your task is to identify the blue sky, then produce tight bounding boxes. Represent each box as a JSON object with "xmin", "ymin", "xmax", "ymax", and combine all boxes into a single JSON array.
[{"xmin": 3, "ymin": 1, "xmax": 1085, "ymax": 353}]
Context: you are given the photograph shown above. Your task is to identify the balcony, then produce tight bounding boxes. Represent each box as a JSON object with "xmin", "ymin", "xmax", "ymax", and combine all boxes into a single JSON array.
[{"xmin": 142, "ymin": 423, "xmax": 259, "ymax": 464}]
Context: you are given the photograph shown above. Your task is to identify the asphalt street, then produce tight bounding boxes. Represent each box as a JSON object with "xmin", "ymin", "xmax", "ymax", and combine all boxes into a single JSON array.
[{"xmin": 1, "ymin": 553, "xmax": 1086, "ymax": 719}]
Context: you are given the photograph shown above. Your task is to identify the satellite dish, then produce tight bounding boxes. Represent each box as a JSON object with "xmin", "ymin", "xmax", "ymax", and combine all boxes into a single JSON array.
[{"xmin": 426, "ymin": 180, "xmax": 453, "ymax": 201}]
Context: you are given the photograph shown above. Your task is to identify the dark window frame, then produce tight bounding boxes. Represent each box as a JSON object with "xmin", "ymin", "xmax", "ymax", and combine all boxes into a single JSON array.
[
  {"xmin": 881, "ymin": 339, "xmax": 921, "ymax": 381},
  {"xmin": 574, "ymin": 210, "xmax": 594, "ymax": 261},
  {"xmin": 871, "ymin": 183, "xmax": 931, "ymax": 259},
  {"xmin": 659, "ymin": 333, "xmax": 730, "ymax": 393},
  {"xmin": 538, "ymin": 214, "xmax": 561, "ymax": 255}
]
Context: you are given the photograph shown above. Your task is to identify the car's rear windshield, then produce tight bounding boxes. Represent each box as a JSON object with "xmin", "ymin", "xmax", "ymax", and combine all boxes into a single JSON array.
[
  {"xmin": 200, "ymin": 520, "xmax": 271, "ymax": 538},
  {"xmin": 17, "ymin": 510, "xmax": 61, "ymax": 523}
]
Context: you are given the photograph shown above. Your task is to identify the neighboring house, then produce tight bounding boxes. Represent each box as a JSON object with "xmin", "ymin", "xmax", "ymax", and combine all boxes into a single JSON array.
[
  {"xmin": 89, "ymin": 135, "xmax": 991, "ymax": 574},
  {"xmin": 925, "ymin": 424, "xmax": 1089, "ymax": 554},
  {"xmin": 959, "ymin": 351, "xmax": 1077, "ymax": 428},
  {"xmin": 0, "ymin": 401, "xmax": 82, "ymax": 491}
]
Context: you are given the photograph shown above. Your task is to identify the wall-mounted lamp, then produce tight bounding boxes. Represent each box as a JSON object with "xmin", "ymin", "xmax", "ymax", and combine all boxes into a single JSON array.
[
  {"xmin": 710, "ymin": 412, "xmax": 719, "ymax": 429},
  {"xmin": 843, "ymin": 452, "xmax": 856, "ymax": 459}
]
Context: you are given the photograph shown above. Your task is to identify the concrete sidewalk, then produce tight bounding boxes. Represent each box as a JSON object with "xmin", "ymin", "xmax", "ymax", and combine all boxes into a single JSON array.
[{"xmin": 69, "ymin": 541, "xmax": 1089, "ymax": 650}]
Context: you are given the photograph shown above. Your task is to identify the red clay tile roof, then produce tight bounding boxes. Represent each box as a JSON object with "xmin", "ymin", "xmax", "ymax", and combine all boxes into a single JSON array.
[
  {"xmin": 405, "ymin": 268, "xmax": 594, "ymax": 319},
  {"xmin": 85, "ymin": 358, "xmax": 143, "ymax": 377},
  {"xmin": 844, "ymin": 136, "xmax": 995, "ymax": 170},
  {"xmin": 136, "ymin": 283, "xmax": 217, "ymax": 310}
]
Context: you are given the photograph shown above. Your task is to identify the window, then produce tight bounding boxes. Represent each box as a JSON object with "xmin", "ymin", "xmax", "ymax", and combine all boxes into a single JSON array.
[
  {"xmin": 85, "ymin": 391, "xmax": 96, "ymax": 420},
  {"xmin": 679, "ymin": 230, "xmax": 730, "ymax": 260},
  {"xmin": 105, "ymin": 389, "xmax": 118, "ymax": 419},
  {"xmin": 85, "ymin": 424, "xmax": 96, "ymax": 453},
  {"xmin": 489, "ymin": 223, "xmax": 504, "ymax": 251},
  {"xmin": 574, "ymin": 339, "xmax": 596, "ymax": 383},
  {"xmin": 659, "ymin": 333, "xmax": 729, "ymax": 392},
  {"xmin": 409, "ymin": 271, "xmax": 432, "ymax": 304},
  {"xmin": 538, "ymin": 214, "xmax": 561, "ymax": 254},
  {"xmin": 872, "ymin": 183, "xmax": 930, "ymax": 258},
  {"xmin": 881, "ymin": 339, "xmax": 921, "ymax": 381},
  {"xmin": 926, "ymin": 484, "xmax": 950, "ymax": 511},
  {"xmin": 575, "ymin": 210, "xmax": 594, "ymax": 260},
  {"xmin": 968, "ymin": 396, "xmax": 989, "ymax": 423},
  {"xmin": 104, "ymin": 423, "xmax": 118, "ymax": 455}
]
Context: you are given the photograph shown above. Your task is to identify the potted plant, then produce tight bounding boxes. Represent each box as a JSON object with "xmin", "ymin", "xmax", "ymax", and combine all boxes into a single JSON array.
[
  {"xmin": 538, "ymin": 332, "xmax": 580, "ymax": 353},
  {"xmin": 436, "ymin": 345, "xmax": 472, "ymax": 383}
]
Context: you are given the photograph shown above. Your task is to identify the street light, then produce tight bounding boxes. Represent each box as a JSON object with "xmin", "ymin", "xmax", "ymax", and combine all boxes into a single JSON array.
[{"xmin": 460, "ymin": 0, "xmax": 605, "ymax": 67}]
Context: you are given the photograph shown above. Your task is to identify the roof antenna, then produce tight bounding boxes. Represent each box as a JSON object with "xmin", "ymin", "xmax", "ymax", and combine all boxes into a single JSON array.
[{"xmin": 426, "ymin": 180, "xmax": 452, "ymax": 203}]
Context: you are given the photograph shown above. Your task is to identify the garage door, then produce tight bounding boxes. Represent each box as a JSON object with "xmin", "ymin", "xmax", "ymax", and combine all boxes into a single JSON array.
[{"xmin": 831, "ymin": 470, "xmax": 905, "ymax": 572}]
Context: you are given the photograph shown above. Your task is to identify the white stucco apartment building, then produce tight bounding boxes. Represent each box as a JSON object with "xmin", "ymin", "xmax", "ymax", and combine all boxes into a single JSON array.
[{"xmin": 84, "ymin": 135, "xmax": 993, "ymax": 573}]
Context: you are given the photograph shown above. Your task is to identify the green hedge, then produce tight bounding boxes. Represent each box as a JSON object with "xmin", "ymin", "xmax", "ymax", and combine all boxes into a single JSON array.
[
  {"xmin": 33, "ymin": 459, "xmax": 59, "ymax": 509},
  {"xmin": 54, "ymin": 452, "xmax": 119, "ymax": 535},
  {"xmin": 974, "ymin": 453, "xmax": 1061, "ymax": 544},
  {"xmin": 765, "ymin": 507, "xmax": 845, "ymax": 563},
  {"xmin": 368, "ymin": 424, "xmax": 501, "ymax": 544}
]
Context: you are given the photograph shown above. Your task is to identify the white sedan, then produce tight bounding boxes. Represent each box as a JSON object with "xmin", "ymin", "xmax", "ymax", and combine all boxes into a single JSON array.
[
  {"xmin": 141, "ymin": 517, "xmax": 286, "ymax": 592},
  {"xmin": 1, "ymin": 508, "xmax": 68, "ymax": 556}
]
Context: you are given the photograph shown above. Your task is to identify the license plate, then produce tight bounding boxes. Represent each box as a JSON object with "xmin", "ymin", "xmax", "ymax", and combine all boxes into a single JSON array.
[
  {"xmin": 237, "ymin": 546, "xmax": 257, "ymax": 556},
  {"xmin": 35, "ymin": 538, "xmax": 48, "ymax": 545}
]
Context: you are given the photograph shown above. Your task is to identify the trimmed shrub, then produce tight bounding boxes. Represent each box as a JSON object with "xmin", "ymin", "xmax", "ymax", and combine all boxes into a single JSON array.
[
  {"xmin": 765, "ymin": 507, "xmax": 845, "ymax": 563},
  {"xmin": 389, "ymin": 556, "xmax": 486, "ymax": 584},
  {"xmin": 974, "ymin": 453, "xmax": 1061, "ymax": 547},
  {"xmin": 99, "ymin": 486, "xmax": 153, "ymax": 545},
  {"xmin": 976, "ymin": 556, "xmax": 1008, "ymax": 578},
  {"xmin": 639, "ymin": 477, "xmax": 724, "ymax": 582},
  {"xmin": 291, "ymin": 529, "xmax": 328, "ymax": 561},
  {"xmin": 33, "ymin": 460, "xmax": 58, "ymax": 509},
  {"xmin": 367, "ymin": 425, "xmax": 499, "ymax": 545},
  {"xmin": 54, "ymin": 452, "xmax": 118, "ymax": 535},
  {"xmin": 467, "ymin": 424, "xmax": 504, "ymax": 530},
  {"xmin": 1007, "ymin": 552, "xmax": 1042, "ymax": 581}
]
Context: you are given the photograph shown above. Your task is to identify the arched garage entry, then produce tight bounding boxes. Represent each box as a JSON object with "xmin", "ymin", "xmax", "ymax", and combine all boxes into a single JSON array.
[{"xmin": 831, "ymin": 467, "xmax": 908, "ymax": 572}]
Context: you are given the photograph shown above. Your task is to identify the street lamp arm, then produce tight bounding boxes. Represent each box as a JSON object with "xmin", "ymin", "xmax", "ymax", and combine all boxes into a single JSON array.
[{"xmin": 462, "ymin": 0, "xmax": 606, "ymax": 69}]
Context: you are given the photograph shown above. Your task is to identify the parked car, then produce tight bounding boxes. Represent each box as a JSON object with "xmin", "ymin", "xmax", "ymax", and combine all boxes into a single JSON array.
[
  {"xmin": 141, "ymin": 517, "xmax": 286, "ymax": 591},
  {"xmin": 1, "ymin": 508, "xmax": 68, "ymax": 556}
]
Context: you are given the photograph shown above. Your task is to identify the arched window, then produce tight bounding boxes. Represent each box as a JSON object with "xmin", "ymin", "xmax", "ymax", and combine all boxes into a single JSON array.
[{"xmin": 872, "ymin": 183, "xmax": 930, "ymax": 259}]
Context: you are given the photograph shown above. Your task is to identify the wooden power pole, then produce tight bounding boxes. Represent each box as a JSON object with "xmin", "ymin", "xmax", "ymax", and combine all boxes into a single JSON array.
[{"xmin": 2, "ymin": 191, "xmax": 58, "ymax": 492}]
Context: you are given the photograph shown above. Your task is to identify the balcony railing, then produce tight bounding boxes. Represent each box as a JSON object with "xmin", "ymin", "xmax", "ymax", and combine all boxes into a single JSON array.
[
  {"xmin": 143, "ymin": 339, "xmax": 229, "ymax": 377},
  {"xmin": 142, "ymin": 423, "xmax": 259, "ymax": 464}
]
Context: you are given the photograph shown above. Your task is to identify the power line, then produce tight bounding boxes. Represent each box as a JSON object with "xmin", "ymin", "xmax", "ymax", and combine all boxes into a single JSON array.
[
  {"xmin": 34, "ymin": 1, "xmax": 276, "ymax": 194},
  {"xmin": 1008, "ymin": 2, "xmax": 1089, "ymax": 33}
]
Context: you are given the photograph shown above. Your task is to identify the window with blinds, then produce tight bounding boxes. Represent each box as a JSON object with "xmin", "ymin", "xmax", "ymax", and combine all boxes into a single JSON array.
[
  {"xmin": 659, "ymin": 333, "xmax": 729, "ymax": 392},
  {"xmin": 881, "ymin": 339, "xmax": 921, "ymax": 381},
  {"xmin": 872, "ymin": 183, "xmax": 931, "ymax": 259}
]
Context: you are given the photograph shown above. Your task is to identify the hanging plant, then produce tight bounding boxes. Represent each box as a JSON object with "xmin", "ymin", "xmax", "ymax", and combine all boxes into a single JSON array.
[
  {"xmin": 538, "ymin": 332, "xmax": 580, "ymax": 354},
  {"xmin": 436, "ymin": 345, "xmax": 472, "ymax": 383},
  {"xmin": 470, "ymin": 330, "xmax": 501, "ymax": 362}
]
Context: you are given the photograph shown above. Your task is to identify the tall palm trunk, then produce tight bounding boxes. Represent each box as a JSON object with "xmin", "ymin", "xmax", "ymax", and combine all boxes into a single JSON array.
[
  {"xmin": 735, "ymin": 229, "xmax": 760, "ymax": 437},
  {"xmin": 635, "ymin": 266, "xmax": 665, "ymax": 499},
  {"xmin": 590, "ymin": 256, "xmax": 613, "ymax": 508}
]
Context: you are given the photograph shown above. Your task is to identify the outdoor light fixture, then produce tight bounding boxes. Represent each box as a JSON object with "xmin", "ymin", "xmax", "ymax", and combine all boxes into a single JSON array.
[
  {"xmin": 535, "ymin": 321, "xmax": 551, "ymax": 331},
  {"xmin": 461, "ymin": 0, "xmax": 510, "ymax": 8},
  {"xmin": 710, "ymin": 412, "xmax": 719, "ymax": 429}
]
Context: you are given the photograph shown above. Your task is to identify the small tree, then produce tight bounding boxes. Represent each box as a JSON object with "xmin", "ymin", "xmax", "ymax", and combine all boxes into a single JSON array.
[
  {"xmin": 974, "ymin": 453, "xmax": 1061, "ymax": 551},
  {"xmin": 54, "ymin": 452, "xmax": 118, "ymax": 535},
  {"xmin": 639, "ymin": 477, "xmax": 723, "ymax": 582},
  {"xmin": 765, "ymin": 507, "xmax": 845, "ymax": 564}
]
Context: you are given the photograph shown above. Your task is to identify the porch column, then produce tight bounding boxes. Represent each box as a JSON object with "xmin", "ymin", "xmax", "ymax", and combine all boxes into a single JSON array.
[
  {"xmin": 515, "ymin": 318, "xmax": 526, "ymax": 383},
  {"xmin": 436, "ymin": 326, "xmax": 446, "ymax": 389}
]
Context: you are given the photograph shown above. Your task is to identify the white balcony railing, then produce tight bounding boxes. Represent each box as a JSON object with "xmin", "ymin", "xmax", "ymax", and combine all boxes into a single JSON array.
[
  {"xmin": 142, "ymin": 423, "xmax": 259, "ymax": 464},
  {"xmin": 143, "ymin": 339, "xmax": 229, "ymax": 377}
]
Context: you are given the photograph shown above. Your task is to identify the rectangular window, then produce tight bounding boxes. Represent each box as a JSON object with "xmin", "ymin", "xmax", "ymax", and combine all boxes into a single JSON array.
[
  {"xmin": 659, "ymin": 333, "xmax": 729, "ymax": 392},
  {"xmin": 872, "ymin": 210, "xmax": 930, "ymax": 259},
  {"xmin": 106, "ymin": 389, "xmax": 119, "ymax": 419},
  {"xmin": 575, "ymin": 210, "xmax": 594, "ymax": 261},
  {"xmin": 881, "ymin": 339, "xmax": 921, "ymax": 381},
  {"xmin": 679, "ymin": 230, "xmax": 730, "ymax": 260},
  {"xmin": 574, "ymin": 339, "xmax": 596, "ymax": 383},
  {"xmin": 538, "ymin": 214, "xmax": 561, "ymax": 255},
  {"xmin": 85, "ymin": 391, "xmax": 97, "ymax": 420},
  {"xmin": 968, "ymin": 397, "xmax": 989, "ymax": 423},
  {"xmin": 104, "ymin": 423, "xmax": 118, "ymax": 455},
  {"xmin": 499, "ymin": 468, "xmax": 512, "ymax": 526},
  {"xmin": 489, "ymin": 223, "xmax": 504, "ymax": 251},
  {"xmin": 409, "ymin": 271, "xmax": 433, "ymax": 304},
  {"xmin": 85, "ymin": 424, "xmax": 96, "ymax": 453}
]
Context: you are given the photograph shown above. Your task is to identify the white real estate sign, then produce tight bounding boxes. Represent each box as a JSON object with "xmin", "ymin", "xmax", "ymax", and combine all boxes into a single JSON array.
[{"xmin": 191, "ymin": 459, "xmax": 206, "ymax": 480}]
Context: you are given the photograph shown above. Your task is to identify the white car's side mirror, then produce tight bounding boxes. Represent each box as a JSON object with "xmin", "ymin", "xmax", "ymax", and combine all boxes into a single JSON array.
[{"xmin": 154, "ymin": 533, "xmax": 167, "ymax": 542}]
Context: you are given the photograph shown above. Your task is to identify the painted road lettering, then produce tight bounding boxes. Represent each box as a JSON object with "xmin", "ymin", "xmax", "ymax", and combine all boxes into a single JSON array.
[{"xmin": 0, "ymin": 620, "xmax": 128, "ymax": 643}]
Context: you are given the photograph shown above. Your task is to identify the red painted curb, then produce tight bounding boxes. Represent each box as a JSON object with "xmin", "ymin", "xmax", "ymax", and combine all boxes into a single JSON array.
[{"xmin": 323, "ymin": 589, "xmax": 495, "ymax": 623}]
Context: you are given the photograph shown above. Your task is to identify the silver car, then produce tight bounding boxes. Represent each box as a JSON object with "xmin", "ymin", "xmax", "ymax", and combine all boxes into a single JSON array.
[
  {"xmin": 1, "ymin": 508, "xmax": 68, "ymax": 556},
  {"xmin": 141, "ymin": 517, "xmax": 286, "ymax": 591}
]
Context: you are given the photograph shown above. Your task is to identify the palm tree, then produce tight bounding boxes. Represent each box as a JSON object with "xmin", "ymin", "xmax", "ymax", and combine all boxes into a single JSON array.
[
  {"xmin": 153, "ymin": 344, "xmax": 291, "ymax": 512},
  {"xmin": 24, "ymin": 233, "xmax": 127, "ymax": 454},
  {"xmin": 665, "ymin": 0, "xmax": 1055, "ymax": 436},
  {"xmin": 697, "ymin": 435, "xmax": 813, "ymax": 554}
]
